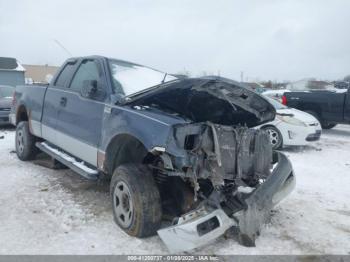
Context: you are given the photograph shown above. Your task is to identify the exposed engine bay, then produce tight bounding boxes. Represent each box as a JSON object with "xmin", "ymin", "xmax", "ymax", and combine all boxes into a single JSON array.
[{"xmin": 153, "ymin": 123, "xmax": 272, "ymax": 209}]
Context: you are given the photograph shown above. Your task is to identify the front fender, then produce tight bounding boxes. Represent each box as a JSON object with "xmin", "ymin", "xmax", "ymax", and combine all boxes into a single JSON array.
[{"xmin": 100, "ymin": 105, "xmax": 184, "ymax": 154}]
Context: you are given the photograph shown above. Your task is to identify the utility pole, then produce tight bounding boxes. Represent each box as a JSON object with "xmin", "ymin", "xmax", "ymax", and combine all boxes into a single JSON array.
[{"xmin": 240, "ymin": 71, "xmax": 244, "ymax": 82}]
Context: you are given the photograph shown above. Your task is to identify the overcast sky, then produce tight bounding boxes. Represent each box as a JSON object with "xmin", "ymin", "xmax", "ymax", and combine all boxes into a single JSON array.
[{"xmin": 1, "ymin": 0, "xmax": 349, "ymax": 82}]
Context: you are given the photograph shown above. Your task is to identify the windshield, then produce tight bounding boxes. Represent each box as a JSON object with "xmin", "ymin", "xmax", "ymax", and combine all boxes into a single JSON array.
[
  {"xmin": 108, "ymin": 59, "xmax": 177, "ymax": 96},
  {"xmin": 0, "ymin": 85, "xmax": 14, "ymax": 98},
  {"xmin": 266, "ymin": 97, "xmax": 287, "ymax": 110}
]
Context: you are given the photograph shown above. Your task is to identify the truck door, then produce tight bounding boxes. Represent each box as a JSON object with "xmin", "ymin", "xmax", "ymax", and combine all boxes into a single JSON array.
[
  {"xmin": 41, "ymin": 60, "xmax": 78, "ymax": 146},
  {"xmin": 54, "ymin": 59, "xmax": 107, "ymax": 166}
]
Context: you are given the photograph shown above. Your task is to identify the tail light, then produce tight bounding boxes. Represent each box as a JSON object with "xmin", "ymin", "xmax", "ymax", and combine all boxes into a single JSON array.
[{"xmin": 281, "ymin": 95, "xmax": 287, "ymax": 105}]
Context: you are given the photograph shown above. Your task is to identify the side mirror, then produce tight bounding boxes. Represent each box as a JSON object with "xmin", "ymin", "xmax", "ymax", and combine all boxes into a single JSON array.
[{"xmin": 81, "ymin": 80, "xmax": 106, "ymax": 101}]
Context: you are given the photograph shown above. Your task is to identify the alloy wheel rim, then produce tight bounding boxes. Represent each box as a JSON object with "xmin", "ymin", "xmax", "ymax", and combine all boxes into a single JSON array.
[
  {"xmin": 17, "ymin": 130, "xmax": 24, "ymax": 153},
  {"xmin": 113, "ymin": 181, "xmax": 133, "ymax": 228},
  {"xmin": 266, "ymin": 128, "xmax": 279, "ymax": 146}
]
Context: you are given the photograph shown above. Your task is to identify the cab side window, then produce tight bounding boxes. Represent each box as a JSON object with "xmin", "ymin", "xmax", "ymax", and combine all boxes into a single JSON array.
[
  {"xmin": 70, "ymin": 60, "xmax": 101, "ymax": 92},
  {"xmin": 54, "ymin": 62, "xmax": 76, "ymax": 88}
]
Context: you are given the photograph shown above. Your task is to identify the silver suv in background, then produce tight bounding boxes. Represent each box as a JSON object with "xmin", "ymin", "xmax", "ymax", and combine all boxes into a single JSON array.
[{"xmin": 0, "ymin": 85, "xmax": 14, "ymax": 125}]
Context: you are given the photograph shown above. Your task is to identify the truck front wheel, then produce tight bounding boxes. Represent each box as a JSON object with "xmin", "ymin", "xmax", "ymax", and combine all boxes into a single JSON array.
[
  {"xmin": 16, "ymin": 121, "xmax": 39, "ymax": 161},
  {"xmin": 110, "ymin": 164, "xmax": 162, "ymax": 237}
]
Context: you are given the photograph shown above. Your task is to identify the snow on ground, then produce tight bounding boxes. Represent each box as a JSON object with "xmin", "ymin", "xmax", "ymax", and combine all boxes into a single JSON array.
[{"xmin": 0, "ymin": 125, "xmax": 349, "ymax": 255}]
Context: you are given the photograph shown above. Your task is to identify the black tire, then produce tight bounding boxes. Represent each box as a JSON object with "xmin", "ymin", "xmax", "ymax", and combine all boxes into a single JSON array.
[
  {"xmin": 262, "ymin": 126, "xmax": 283, "ymax": 150},
  {"xmin": 321, "ymin": 123, "xmax": 337, "ymax": 129},
  {"xmin": 110, "ymin": 164, "xmax": 162, "ymax": 238},
  {"xmin": 16, "ymin": 121, "xmax": 39, "ymax": 161}
]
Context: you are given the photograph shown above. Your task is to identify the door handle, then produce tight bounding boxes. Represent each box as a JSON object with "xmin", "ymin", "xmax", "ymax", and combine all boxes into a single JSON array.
[{"xmin": 60, "ymin": 97, "xmax": 67, "ymax": 107}]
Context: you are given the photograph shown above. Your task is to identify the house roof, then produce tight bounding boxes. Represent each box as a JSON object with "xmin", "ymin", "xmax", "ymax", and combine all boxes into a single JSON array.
[{"xmin": 0, "ymin": 57, "xmax": 25, "ymax": 72}]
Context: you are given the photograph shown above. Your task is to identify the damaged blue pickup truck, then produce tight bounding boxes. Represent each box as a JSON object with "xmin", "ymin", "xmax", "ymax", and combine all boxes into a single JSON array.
[{"xmin": 10, "ymin": 56, "xmax": 295, "ymax": 252}]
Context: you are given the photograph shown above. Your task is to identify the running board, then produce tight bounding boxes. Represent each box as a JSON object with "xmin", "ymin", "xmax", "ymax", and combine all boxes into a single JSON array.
[{"xmin": 36, "ymin": 142, "xmax": 99, "ymax": 180}]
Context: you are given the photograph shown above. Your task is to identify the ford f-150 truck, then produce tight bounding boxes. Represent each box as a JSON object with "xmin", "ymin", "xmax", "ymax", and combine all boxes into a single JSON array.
[
  {"xmin": 10, "ymin": 56, "xmax": 295, "ymax": 252},
  {"xmin": 282, "ymin": 89, "xmax": 350, "ymax": 129}
]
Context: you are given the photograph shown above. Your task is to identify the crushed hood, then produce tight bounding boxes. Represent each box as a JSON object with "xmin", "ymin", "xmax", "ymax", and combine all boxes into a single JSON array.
[{"xmin": 126, "ymin": 76, "xmax": 276, "ymax": 127}]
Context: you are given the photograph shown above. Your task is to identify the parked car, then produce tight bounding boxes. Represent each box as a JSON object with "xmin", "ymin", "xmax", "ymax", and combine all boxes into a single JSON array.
[
  {"xmin": 0, "ymin": 85, "xmax": 14, "ymax": 125},
  {"xmin": 282, "ymin": 89, "xmax": 350, "ymax": 129},
  {"xmin": 10, "ymin": 56, "xmax": 295, "ymax": 252},
  {"xmin": 257, "ymin": 98, "xmax": 321, "ymax": 149}
]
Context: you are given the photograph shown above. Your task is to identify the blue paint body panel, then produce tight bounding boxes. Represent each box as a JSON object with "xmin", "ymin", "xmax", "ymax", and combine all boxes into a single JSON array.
[
  {"xmin": 55, "ymin": 89, "xmax": 104, "ymax": 147},
  {"xmin": 100, "ymin": 105, "xmax": 187, "ymax": 153},
  {"xmin": 11, "ymin": 55, "xmax": 276, "ymax": 171}
]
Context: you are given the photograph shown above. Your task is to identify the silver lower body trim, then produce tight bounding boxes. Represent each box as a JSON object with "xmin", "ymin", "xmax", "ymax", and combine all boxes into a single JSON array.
[
  {"xmin": 42, "ymin": 124, "xmax": 97, "ymax": 166},
  {"xmin": 29, "ymin": 119, "xmax": 42, "ymax": 137}
]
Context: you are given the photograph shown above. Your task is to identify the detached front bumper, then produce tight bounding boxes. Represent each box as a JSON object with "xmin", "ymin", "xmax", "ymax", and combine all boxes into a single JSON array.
[
  {"xmin": 157, "ymin": 152, "xmax": 295, "ymax": 253},
  {"xmin": 158, "ymin": 208, "xmax": 236, "ymax": 253},
  {"xmin": 232, "ymin": 152, "xmax": 295, "ymax": 246}
]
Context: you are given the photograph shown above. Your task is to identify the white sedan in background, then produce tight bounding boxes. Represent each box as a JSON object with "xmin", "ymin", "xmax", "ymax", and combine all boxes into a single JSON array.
[{"xmin": 257, "ymin": 98, "xmax": 322, "ymax": 149}]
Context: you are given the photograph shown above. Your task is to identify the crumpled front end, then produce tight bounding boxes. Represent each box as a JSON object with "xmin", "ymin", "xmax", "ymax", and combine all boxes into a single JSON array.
[
  {"xmin": 126, "ymin": 77, "xmax": 294, "ymax": 252},
  {"xmin": 154, "ymin": 123, "xmax": 295, "ymax": 252}
]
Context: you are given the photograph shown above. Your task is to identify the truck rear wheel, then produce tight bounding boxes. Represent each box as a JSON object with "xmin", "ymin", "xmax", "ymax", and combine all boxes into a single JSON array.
[
  {"xmin": 16, "ymin": 121, "xmax": 39, "ymax": 161},
  {"xmin": 110, "ymin": 164, "xmax": 162, "ymax": 237}
]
